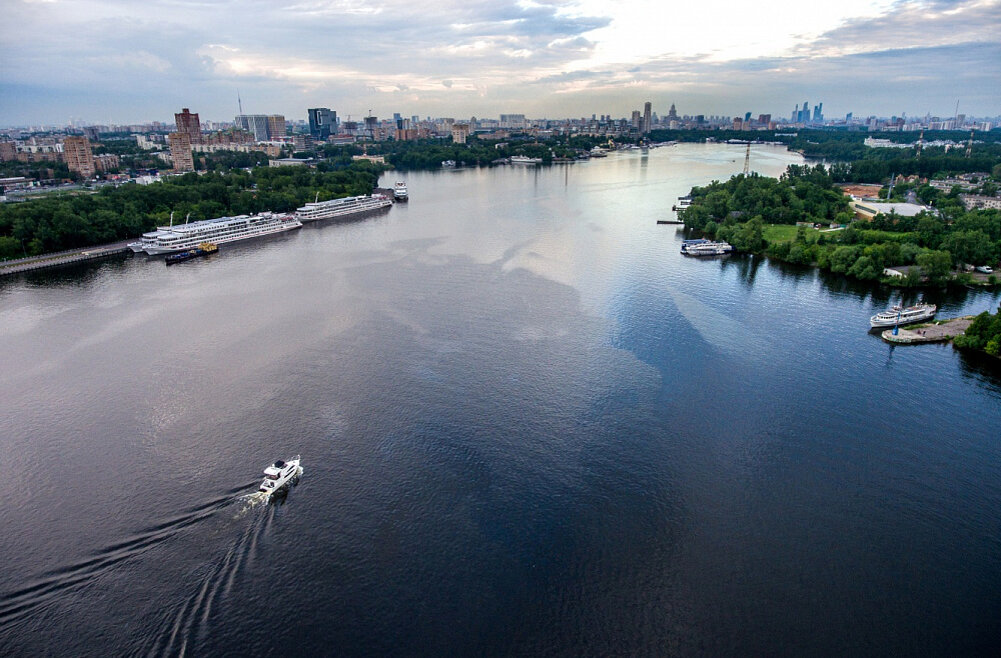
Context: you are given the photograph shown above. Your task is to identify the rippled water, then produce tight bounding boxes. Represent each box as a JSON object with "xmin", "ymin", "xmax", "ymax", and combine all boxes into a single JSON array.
[{"xmin": 2, "ymin": 144, "xmax": 1000, "ymax": 656}]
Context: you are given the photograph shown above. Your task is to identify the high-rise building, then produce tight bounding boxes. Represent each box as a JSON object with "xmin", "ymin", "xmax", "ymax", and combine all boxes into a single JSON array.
[
  {"xmin": 267, "ymin": 115, "xmax": 286, "ymax": 139},
  {"xmin": 168, "ymin": 132, "xmax": 194, "ymax": 172},
  {"xmin": 235, "ymin": 114, "xmax": 284, "ymax": 141},
  {"xmin": 643, "ymin": 101, "xmax": 652, "ymax": 134},
  {"xmin": 308, "ymin": 108, "xmax": 336, "ymax": 139},
  {"xmin": 451, "ymin": 123, "xmax": 470, "ymax": 144},
  {"xmin": 668, "ymin": 103, "xmax": 678, "ymax": 121},
  {"xmin": 812, "ymin": 103, "xmax": 823, "ymax": 123},
  {"xmin": 631, "ymin": 110, "xmax": 642, "ymax": 130},
  {"xmin": 174, "ymin": 108, "xmax": 202, "ymax": 144},
  {"xmin": 63, "ymin": 136, "xmax": 95, "ymax": 177}
]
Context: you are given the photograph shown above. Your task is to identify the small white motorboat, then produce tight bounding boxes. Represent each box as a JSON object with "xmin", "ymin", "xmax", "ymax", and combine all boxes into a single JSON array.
[{"xmin": 259, "ymin": 456, "xmax": 301, "ymax": 494}]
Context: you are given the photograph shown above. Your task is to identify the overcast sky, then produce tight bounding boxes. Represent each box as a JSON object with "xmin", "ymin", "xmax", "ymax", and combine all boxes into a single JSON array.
[{"xmin": 1, "ymin": 0, "xmax": 999, "ymax": 125}]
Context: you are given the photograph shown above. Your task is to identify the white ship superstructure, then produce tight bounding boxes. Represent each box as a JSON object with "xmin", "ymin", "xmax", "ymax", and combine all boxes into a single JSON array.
[
  {"xmin": 136, "ymin": 212, "xmax": 301, "ymax": 254},
  {"xmin": 870, "ymin": 303, "xmax": 937, "ymax": 328},
  {"xmin": 294, "ymin": 194, "xmax": 392, "ymax": 222}
]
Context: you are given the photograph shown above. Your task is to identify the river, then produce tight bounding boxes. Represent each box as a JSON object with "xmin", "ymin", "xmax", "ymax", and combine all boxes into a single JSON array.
[{"xmin": 1, "ymin": 143, "xmax": 1000, "ymax": 655}]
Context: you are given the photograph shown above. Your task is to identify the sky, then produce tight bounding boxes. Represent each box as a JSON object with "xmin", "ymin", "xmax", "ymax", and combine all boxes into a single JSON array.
[{"xmin": 1, "ymin": 0, "xmax": 999, "ymax": 125}]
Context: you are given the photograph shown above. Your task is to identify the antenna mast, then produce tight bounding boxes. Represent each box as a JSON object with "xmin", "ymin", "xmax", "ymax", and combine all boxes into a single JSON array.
[
  {"xmin": 238, "ymin": 90, "xmax": 244, "ymax": 115},
  {"xmin": 743, "ymin": 143, "xmax": 750, "ymax": 175}
]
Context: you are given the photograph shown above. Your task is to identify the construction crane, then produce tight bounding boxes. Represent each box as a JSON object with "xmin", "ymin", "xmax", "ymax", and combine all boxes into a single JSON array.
[
  {"xmin": 742, "ymin": 143, "xmax": 751, "ymax": 175},
  {"xmin": 965, "ymin": 130, "xmax": 974, "ymax": 158}
]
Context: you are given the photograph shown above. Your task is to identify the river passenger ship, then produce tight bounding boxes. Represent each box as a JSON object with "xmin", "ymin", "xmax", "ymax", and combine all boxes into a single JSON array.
[
  {"xmin": 133, "ymin": 213, "xmax": 302, "ymax": 255},
  {"xmin": 681, "ymin": 239, "xmax": 734, "ymax": 256},
  {"xmin": 294, "ymin": 194, "xmax": 392, "ymax": 222},
  {"xmin": 870, "ymin": 303, "xmax": 937, "ymax": 328}
]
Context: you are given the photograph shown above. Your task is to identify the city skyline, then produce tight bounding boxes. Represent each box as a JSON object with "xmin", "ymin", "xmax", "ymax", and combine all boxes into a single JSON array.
[{"xmin": 1, "ymin": 0, "xmax": 1000, "ymax": 125}]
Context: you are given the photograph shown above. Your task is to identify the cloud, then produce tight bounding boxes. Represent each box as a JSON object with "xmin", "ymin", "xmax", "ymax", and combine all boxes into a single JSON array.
[{"xmin": 0, "ymin": 0, "xmax": 998, "ymax": 124}]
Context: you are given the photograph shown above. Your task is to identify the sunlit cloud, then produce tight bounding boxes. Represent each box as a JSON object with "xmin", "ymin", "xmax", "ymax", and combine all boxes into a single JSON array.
[{"xmin": 0, "ymin": 0, "xmax": 998, "ymax": 124}]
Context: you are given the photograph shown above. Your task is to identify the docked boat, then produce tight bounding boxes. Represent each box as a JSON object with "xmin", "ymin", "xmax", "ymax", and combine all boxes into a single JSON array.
[
  {"xmin": 870, "ymin": 303, "xmax": 937, "ymax": 328},
  {"xmin": 294, "ymin": 194, "xmax": 392, "ymax": 222},
  {"xmin": 136, "ymin": 212, "xmax": 301, "ymax": 255},
  {"xmin": 441, "ymin": 160, "xmax": 456, "ymax": 167},
  {"xmin": 259, "ymin": 456, "xmax": 302, "ymax": 495},
  {"xmin": 393, "ymin": 181, "xmax": 408, "ymax": 201},
  {"xmin": 589, "ymin": 147, "xmax": 608, "ymax": 158},
  {"xmin": 682, "ymin": 240, "xmax": 734, "ymax": 256},
  {"xmin": 672, "ymin": 196, "xmax": 692, "ymax": 212},
  {"xmin": 510, "ymin": 155, "xmax": 543, "ymax": 165},
  {"xmin": 164, "ymin": 242, "xmax": 218, "ymax": 265}
]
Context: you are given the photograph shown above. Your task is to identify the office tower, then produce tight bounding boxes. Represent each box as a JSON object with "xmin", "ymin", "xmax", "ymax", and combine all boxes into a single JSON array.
[
  {"xmin": 812, "ymin": 103, "xmax": 823, "ymax": 123},
  {"xmin": 668, "ymin": 103, "xmax": 678, "ymax": 120},
  {"xmin": 83, "ymin": 126, "xmax": 100, "ymax": 141},
  {"xmin": 63, "ymin": 136, "xmax": 95, "ymax": 177},
  {"xmin": 174, "ymin": 108, "xmax": 202, "ymax": 144},
  {"xmin": 168, "ymin": 132, "xmax": 194, "ymax": 172},
  {"xmin": 308, "ymin": 108, "xmax": 336, "ymax": 140},
  {"xmin": 643, "ymin": 101, "xmax": 652, "ymax": 134},
  {"xmin": 267, "ymin": 115, "xmax": 286, "ymax": 139},
  {"xmin": 235, "ymin": 115, "xmax": 271, "ymax": 141},
  {"xmin": 744, "ymin": 111, "xmax": 752, "ymax": 123}
]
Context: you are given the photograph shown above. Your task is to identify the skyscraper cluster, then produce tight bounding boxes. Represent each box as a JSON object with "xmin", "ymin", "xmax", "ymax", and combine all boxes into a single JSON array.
[{"xmin": 792, "ymin": 101, "xmax": 823, "ymax": 124}]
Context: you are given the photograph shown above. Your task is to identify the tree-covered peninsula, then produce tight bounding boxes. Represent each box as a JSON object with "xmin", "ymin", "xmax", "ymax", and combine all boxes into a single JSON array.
[{"xmin": 680, "ymin": 164, "xmax": 1001, "ymax": 287}]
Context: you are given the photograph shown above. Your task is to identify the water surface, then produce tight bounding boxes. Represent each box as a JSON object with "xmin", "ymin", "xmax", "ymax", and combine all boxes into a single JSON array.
[{"xmin": 2, "ymin": 144, "xmax": 1000, "ymax": 655}]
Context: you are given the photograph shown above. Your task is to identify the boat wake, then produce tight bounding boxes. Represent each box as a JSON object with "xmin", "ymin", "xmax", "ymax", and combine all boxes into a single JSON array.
[
  {"xmin": 0, "ymin": 484, "xmax": 252, "ymax": 637},
  {"xmin": 145, "ymin": 502, "xmax": 274, "ymax": 658}
]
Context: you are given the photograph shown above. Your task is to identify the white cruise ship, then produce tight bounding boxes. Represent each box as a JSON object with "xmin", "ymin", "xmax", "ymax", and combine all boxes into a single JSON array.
[
  {"xmin": 294, "ymin": 194, "xmax": 392, "ymax": 222},
  {"xmin": 870, "ymin": 303, "xmax": 937, "ymax": 328},
  {"xmin": 135, "ymin": 212, "xmax": 302, "ymax": 254},
  {"xmin": 510, "ymin": 155, "xmax": 543, "ymax": 165}
]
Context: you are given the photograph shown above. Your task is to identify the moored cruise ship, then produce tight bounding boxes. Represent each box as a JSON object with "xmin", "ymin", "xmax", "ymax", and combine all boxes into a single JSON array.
[
  {"xmin": 135, "ymin": 212, "xmax": 302, "ymax": 255},
  {"xmin": 870, "ymin": 303, "xmax": 937, "ymax": 328},
  {"xmin": 681, "ymin": 240, "xmax": 734, "ymax": 256},
  {"xmin": 294, "ymin": 194, "xmax": 392, "ymax": 222}
]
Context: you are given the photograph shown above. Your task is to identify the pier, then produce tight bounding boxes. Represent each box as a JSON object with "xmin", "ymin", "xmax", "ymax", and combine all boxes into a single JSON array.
[
  {"xmin": 881, "ymin": 316, "xmax": 974, "ymax": 344},
  {"xmin": 0, "ymin": 241, "xmax": 132, "ymax": 276}
]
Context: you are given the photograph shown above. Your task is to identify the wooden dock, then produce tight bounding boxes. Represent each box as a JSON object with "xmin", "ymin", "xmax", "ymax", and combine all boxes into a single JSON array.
[
  {"xmin": 881, "ymin": 316, "xmax": 974, "ymax": 344},
  {"xmin": 657, "ymin": 219, "xmax": 684, "ymax": 225},
  {"xmin": 0, "ymin": 242, "xmax": 132, "ymax": 276}
]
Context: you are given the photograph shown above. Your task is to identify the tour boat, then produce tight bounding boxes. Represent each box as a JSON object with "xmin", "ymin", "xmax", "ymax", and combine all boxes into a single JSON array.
[
  {"xmin": 510, "ymin": 155, "xmax": 543, "ymax": 165},
  {"xmin": 393, "ymin": 181, "xmax": 408, "ymax": 201},
  {"xmin": 294, "ymin": 194, "xmax": 392, "ymax": 222},
  {"xmin": 136, "ymin": 212, "xmax": 301, "ymax": 254},
  {"xmin": 259, "ymin": 456, "xmax": 302, "ymax": 495},
  {"xmin": 682, "ymin": 240, "xmax": 734, "ymax": 256},
  {"xmin": 869, "ymin": 303, "xmax": 937, "ymax": 328}
]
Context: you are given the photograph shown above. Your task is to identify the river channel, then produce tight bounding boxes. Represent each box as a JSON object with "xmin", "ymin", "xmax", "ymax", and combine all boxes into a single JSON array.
[{"xmin": 1, "ymin": 143, "xmax": 1000, "ymax": 655}]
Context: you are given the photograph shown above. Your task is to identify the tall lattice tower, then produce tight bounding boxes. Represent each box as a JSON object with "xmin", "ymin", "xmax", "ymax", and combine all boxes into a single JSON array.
[
  {"xmin": 743, "ymin": 143, "xmax": 751, "ymax": 175},
  {"xmin": 965, "ymin": 130, "xmax": 974, "ymax": 158}
]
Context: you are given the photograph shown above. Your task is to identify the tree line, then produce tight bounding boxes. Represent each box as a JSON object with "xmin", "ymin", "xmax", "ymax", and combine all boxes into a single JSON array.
[
  {"xmin": 681, "ymin": 164, "xmax": 1001, "ymax": 286},
  {"xmin": 0, "ymin": 162, "xmax": 383, "ymax": 259}
]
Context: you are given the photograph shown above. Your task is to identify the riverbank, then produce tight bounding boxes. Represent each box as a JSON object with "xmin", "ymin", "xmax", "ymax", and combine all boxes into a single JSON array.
[{"xmin": 880, "ymin": 316, "xmax": 974, "ymax": 344}]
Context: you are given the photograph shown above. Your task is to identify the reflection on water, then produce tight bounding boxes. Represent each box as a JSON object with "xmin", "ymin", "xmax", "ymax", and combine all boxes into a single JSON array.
[{"xmin": 1, "ymin": 144, "xmax": 1000, "ymax": 655}]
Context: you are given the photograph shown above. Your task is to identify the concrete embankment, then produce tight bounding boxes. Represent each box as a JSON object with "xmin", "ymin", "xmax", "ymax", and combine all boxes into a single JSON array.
[
  {"xmin": 881, "ymin": 316, "xmax": 974, "ymax": 344},
  {"xmin": 0, "ymin": 241, "xmax": 132, "ymax": 276}
]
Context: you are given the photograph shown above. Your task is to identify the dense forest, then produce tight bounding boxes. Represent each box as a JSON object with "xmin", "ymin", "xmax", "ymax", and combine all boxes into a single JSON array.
[
  {"xmin": 954, "ymin": 304, "xmax": 1001, "ymax": 357},
  {"xmin": 0, "ymin": 162, "xmax": 383, "ymax": 259},
  {"xmin": 681, "ymin": 164, "xmax": 1001, "ymax": 286}
]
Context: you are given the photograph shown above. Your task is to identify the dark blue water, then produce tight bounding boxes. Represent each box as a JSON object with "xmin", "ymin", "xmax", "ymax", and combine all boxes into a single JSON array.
[{"xmin": 2, "ymin": 144, "xmax": 1000, "ymax": 656}]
